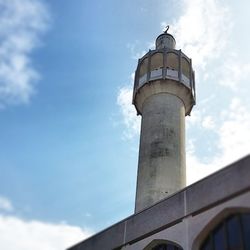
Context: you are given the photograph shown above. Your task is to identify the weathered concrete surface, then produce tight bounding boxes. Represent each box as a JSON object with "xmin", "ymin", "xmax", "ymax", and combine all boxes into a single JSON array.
[
  {"xmin": 155, "ymin": 33, "xmax": 176, "ymax": 49},
  {"xmin": 126, "ymin": 191, "xmax": 184, "ymax": 243},
  {"xmin": 123, "ymin": 191, "xmax": 250, "ymax": 250},
  {"xmin": 134, "ymin": 80, "xmax": 194, "ymax": 116},
  {"xmin": 135, "ymin": 93, "xmax": 186, "ymax": 212},
  {"xmin": 132, "ymin": 31, "xmax": 195, "ymax": 213},
  {"xmin": 68, "ymin": 220, "xmax": 126, "ymax": 250},
  {"xmin": 67, "ymin": 155, "xmax": 250, "ymax": 250},
  {"xmin": 186, "ymin": 155, "xmax": 250, "ymax": 214}
]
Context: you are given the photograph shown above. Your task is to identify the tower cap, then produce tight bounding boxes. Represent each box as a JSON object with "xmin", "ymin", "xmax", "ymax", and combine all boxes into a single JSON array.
[{"xmin": 155, "ymin": 25, "xmax": 176, "ymax": 49}]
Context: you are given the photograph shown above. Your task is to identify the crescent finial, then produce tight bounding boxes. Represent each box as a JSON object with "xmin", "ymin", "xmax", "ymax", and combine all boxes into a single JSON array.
[{"xmin": 164, "ymin": 25, "xmax": 169, "ymax": 33}]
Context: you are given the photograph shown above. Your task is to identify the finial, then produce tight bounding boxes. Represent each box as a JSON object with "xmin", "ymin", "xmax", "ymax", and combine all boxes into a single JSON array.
[
  {"xmin": 156, "ymin": 25, "xmax": 176, "ymax": 49},
  {"xmin": 164, "ymin": 25, "xmax": 169, "ymax": 34}
]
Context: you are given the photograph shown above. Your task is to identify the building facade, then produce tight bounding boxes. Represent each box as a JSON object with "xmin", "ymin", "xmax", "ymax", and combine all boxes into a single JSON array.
[
  {"xmin": 67, "ymin": 29, "xmax": 250, "ymax": 250},
  {"xmin": 68, "ymin": 155, "xmax": 250, "ymax": 250}
]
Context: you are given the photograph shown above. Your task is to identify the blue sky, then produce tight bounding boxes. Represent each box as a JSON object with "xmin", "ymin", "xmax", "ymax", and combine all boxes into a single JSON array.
[{"xmin": 0, "ymin": 0, "xmax": 250, "ymax": 249}]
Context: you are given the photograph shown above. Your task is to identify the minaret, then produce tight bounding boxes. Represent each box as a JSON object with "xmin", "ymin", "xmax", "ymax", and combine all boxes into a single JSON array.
[{"xmin": 133, "ymin": 26, "xmax": 196, "ymax": 213}]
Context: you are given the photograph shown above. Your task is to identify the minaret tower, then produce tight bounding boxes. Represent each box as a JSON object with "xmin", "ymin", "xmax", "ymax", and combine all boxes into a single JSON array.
[{"xmin": 133, "ymin": 26, "xmax": 196, "ymax": 213}]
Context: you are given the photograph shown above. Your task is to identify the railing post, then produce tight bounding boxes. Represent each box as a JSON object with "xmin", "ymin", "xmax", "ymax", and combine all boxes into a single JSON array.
[
  {"xmin": 178, "ymin": 49, "xmax": 182, "ymax": 82},
  {"xmin": 147, "ymin": 50, "xmax": 152, "ymax": 83}
]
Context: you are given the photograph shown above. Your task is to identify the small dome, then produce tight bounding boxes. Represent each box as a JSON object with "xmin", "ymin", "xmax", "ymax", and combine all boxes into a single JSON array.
[{"xmin": 155, "ymin": 26, "xmax": 176, "ymax": 49}]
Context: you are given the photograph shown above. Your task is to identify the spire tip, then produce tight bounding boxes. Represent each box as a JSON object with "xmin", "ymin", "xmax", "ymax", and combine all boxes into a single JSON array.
[{"xmin": 164, "ymin": 25, "xmax": 169, "ymax": 34}]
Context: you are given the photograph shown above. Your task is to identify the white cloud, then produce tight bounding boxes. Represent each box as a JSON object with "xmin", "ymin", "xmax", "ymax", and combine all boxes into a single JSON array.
[
  {"xmin": 0, "ymin": 0, "xmax": 50, "ymax": 108},
  {"xmin": 168, "ymin": 0, "xmax": 250, "ymax": 93},
  {"xmin": 219, "ymin": 57, "xmax": 250, "ymax": 90},
  {"xmin": 186, "ymin": 109, "xmax": 202, "ymax": 128},
  {"xmin": 201, "ymin": 116, "xmax": 215, "ymax": 130},
  {"xmin": 117, "ymin": 85, "xmax": 140, "ymax": 139},
  {"xmin": 172, "ymin": 0, "xmax": 250, "ymax": 183},
  {"xmin": 186, "ymin": 150, "xmax": 220, "ymax": 185},
  {"xmin": 187, "ymin": 98, "xmax": 250, "ymax": 184},
  {"xmin": 117, "ymin": 73, "xmax": 141, "ymax": 140},
  {"xmin": 0, "ymin": 213, "xmax": 92, "ymax": 250},
  {"xmin": 0, "ymin": 196, "xmax": 13, "ymax": 212},
  {"xmin": 218, "ymin": 98, "xmax": 250, "ymax": 165},
  {"xmin": 126, "ymin": 42, "xmax": 147, "ymax": 60},
  {"xmin": 170, "ymin": 0, "xmax": 231, "ymax": 70}
]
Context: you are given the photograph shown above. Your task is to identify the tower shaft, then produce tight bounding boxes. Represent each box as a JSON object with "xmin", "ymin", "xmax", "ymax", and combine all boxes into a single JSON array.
[
  {"xmin": 135, "ymin": 93, "xmax": 186, "ymax": 212},
  {"xmin": 133, "ymin": 29, "xmax": 195, "ymax": 213}
]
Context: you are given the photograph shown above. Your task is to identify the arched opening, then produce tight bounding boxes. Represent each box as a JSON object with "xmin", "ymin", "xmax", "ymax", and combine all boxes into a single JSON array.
[
  {"xmin": 143, "ymin": 239, "xmax": 183, "ymax": 250},
  {"xmin": 139, "ymin": 57, "xmax": 149, "ymax": 77},
  {"xmin": 181, "ymin": 57, "xmax": 190, "ymax": 79},
  {"xmin": 199, "ymin": 212, "xmax": 250, "ymax": 250},
  {"xmin": 150, "ymin": 52, "xmax": 163, "ymax": 71},
  {"xmin": 152, "ymin": 244, "xmax": 182, "ymax": 250},
  {"xmin": 166, "ymin": 52, "xmax": 179, "ymax": 71}
]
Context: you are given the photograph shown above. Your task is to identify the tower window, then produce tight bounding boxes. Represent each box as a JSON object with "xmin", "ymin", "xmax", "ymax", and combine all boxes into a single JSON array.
[{"xmin": 200, "ymin": 213, "xmax": 250, "ymax": 250}]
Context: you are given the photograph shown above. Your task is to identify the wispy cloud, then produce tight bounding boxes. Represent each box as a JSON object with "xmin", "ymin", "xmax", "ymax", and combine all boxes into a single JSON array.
[
  {"xmin": 126, "ymin": 42, "xmax": 147, "ymax": 60},
  {"xmin": 218, "ymin": 98, "xmax": 250, "ymax": 165},
  {"xmin": 219, "ymin": 56, "xmax": 250, "ymax": 90},
  {"xmin": 201, "ymin": 115, "xmax": 216, "ymax": 130},
  {"xmin": 168, "ymin": 0, "xmax": 250, "ymax": 183},
  {"xmin": 169, "ymin": 0, "xmax": 232, "ymax": 71},
  {"xmin": 187, "ymin": 98, "xmax": 250, "ymax": 184},
  {"xmin": 0, "ymin": 213, "xmax": 92, "ymax": 250},
  {"xmin": 117, "ymin": 73, "xmax": 140, "ymax": 140},
  {"xmin": 0, "ymin": 196, "xmax": 13, "ymax": 212},
  {"xmin": 0, "ymin": 0, "xmax": 50, "ymax": 108}
]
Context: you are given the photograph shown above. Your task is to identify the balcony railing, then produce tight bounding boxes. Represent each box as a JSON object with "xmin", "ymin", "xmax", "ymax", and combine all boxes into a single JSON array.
[{"xmin": 133, "ymin": 48, "xmax": 196, "ymax": 104}]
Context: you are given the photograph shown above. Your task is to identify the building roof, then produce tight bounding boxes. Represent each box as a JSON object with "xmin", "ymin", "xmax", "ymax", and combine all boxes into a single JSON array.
[{"xmin": 67, "ymin": 154, "xmax": 250, "ymax": 250}]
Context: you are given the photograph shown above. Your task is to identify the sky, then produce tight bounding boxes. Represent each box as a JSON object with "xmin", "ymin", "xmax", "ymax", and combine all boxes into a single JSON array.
[{"xmin": 0, "ymin": 0, "xmax": 250, "ymax": 249}]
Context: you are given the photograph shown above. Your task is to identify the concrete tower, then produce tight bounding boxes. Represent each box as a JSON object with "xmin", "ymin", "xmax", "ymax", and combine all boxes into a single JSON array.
[{"xmin": 133, "ymin": 27, "xmax": 196, "ymax": 213}]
